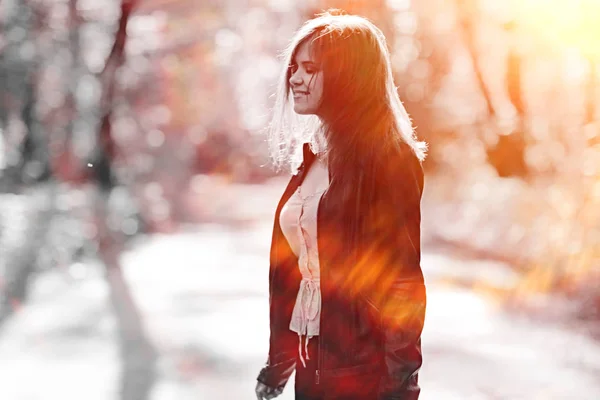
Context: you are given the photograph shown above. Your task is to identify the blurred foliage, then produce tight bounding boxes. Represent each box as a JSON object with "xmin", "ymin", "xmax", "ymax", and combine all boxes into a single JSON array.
[{"xmin": 0, "ymin": 0, "xmax": 599, "ymax": 322}]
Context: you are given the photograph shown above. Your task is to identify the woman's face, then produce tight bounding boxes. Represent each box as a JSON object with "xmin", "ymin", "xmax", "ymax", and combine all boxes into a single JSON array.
[{"xmin": 289, "ymin": 40, "xmax": 324, "ymax": 116}]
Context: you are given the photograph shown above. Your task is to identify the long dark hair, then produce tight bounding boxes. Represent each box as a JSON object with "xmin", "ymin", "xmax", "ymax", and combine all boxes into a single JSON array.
[{"xmin": 267, "ymin": 10, "xmax": 427, "ymax": 176}]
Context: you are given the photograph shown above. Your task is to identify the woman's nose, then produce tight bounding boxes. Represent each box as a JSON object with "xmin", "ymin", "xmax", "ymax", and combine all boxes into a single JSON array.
[{"xmin": 289, "ymin": 71, "xmax": 302, "ymax": 86}]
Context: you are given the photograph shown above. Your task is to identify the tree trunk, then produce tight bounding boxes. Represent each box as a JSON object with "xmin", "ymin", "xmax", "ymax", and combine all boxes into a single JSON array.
[
  {"xmin": 454, "ymin": 0, "xmax": 528, "ymax": 179},
  {"xmin": 586, "ymin": 58, "xmax": 597, "ymax": 125},
  {"xmin": 91, "ymin": 1, "xmax": 158, "ymax": 399},
  {"xmin": 95, "ymin": 192, "xmax": 157, "ymax": 400},
  {"xmin": 0, "ymin": 183, "xmax": 57, "ymax": 326}
]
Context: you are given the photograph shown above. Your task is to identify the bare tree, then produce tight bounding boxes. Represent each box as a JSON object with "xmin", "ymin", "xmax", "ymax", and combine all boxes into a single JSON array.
[
  {"xmin": 453, "ymin": 0, "xmax": 529, "ymax": 179},
  {"xmin": 88, "ymin": 1, "xmax": 158, "ymax": 399},
  {"xmin": 0, "ymin": 0, "xmax": 55, "ymax": 326}
]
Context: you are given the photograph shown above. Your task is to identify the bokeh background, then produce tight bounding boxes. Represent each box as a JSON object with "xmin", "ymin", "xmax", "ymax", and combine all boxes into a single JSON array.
[{"xmin": 1, "ymin": 0, "xmax": 599, "ymax": 399}]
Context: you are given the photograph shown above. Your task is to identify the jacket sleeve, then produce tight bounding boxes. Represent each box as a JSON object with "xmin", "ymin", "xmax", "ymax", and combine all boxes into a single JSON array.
[
  {"xmin": 256, "ymin": 288, "xmax": 298, "ymax": 390},
  {"xmin": 256, "ymin": 213, "xmax": 299, "ymax": 390},
  {"xmin": 367, "ymin": 147, "xmax": 426, "ymax": 400},
  {"xmin": 256, "ymin": 348, "xmax": 296, "ymax": 391}
]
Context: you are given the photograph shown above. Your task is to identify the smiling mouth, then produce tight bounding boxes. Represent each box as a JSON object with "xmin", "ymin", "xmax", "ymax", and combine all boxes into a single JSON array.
[{"xmin": 293, "ymin": 91, "xmax": 310, "ymax": 96}]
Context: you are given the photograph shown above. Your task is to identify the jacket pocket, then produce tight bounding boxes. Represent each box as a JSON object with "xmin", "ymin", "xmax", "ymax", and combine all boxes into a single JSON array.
[{"xmin": 325, "ymin": 361, "xmax": 382, "ymax": 377}]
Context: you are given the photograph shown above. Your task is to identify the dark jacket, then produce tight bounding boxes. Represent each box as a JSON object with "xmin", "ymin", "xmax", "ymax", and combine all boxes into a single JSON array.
[{"xmin": 257, "ymin": 141, "xmax": 426, "ymax": 400}]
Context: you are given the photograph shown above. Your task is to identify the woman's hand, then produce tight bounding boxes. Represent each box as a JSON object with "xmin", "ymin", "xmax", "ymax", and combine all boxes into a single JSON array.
[{"xmin": 255, "ymin": 381, "xmax": 284, "ymax": 400}]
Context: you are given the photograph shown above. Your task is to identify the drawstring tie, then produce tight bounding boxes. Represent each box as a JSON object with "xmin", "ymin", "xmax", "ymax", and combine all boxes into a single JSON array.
[
  {"xmin": 297, "ymin": 278, "xmax": 319, "ymax": 368},
  {"xmin": 298, "ymin": 334, "xmax": 313, "ymax": 368}
]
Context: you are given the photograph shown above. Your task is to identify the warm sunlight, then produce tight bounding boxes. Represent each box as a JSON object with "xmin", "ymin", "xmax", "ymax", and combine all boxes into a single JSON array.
[
  {"xmin": 509, "ymin": 0, "xmax": 600, "ymax": 57},
  {"xmin": 2, "ymin": 1, "xmax": 599, "ymax": 399}
]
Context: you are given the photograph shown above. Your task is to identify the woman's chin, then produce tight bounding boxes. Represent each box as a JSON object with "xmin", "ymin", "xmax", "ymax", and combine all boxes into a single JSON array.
[{"xmin": 293, "ymin": 105, "xmax": 316, "ymax": 115}]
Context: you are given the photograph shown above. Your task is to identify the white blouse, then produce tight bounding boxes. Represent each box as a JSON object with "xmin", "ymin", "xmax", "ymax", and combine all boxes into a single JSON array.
[{"xmin": 279, "ymin": 157, "xmax": 329, "ymax": 368}]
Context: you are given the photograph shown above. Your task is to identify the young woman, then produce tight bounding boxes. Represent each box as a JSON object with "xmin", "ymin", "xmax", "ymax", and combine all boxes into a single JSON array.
[{"xmin": 255, "ymin": 10, "xmax": 427, "ymax": 400}]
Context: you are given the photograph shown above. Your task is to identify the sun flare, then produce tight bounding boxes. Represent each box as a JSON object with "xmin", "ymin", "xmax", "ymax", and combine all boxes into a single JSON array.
[{"xmin": 509, "ymin": 0, "xmax": 600, "ymax": 58}]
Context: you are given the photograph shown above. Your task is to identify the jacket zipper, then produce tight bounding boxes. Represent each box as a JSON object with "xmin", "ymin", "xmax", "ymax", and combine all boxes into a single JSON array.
[{"xmin": 316, "ymin": 292, "xmax": 324, "ymax": 385}]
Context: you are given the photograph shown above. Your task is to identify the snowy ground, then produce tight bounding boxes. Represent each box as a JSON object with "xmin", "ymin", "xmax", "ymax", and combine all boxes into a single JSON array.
[{"xmin": 1, "ymin": 179, "xmax": 599, "ymax": 400}]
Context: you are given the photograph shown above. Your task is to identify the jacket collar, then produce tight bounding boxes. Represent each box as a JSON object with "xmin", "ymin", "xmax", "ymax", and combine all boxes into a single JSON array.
[
  {"xmin": 302, "ymin": 142, "xmax": 316, "ymax": 164},
  {"xmin": 295, "ymin": 142, "xmax": 316, "ymax": 181}
]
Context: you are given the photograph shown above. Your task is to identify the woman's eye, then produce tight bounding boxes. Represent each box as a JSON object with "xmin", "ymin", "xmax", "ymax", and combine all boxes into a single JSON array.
[{"xmin": 305, "ymin": 69, "xmax": 315, "ymax": 74}]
